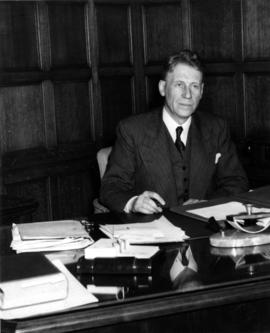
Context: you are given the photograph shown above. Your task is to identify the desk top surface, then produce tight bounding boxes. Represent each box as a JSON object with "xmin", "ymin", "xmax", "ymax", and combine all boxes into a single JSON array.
[{"xmin": 2, "ymin": 186, "xmax": 270, "ymax": 332}]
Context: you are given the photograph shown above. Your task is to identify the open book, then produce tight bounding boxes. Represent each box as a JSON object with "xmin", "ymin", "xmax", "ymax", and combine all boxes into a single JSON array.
[{"xmin": 11, "ymin": 220, "xmax": 93, "ymax": 253}]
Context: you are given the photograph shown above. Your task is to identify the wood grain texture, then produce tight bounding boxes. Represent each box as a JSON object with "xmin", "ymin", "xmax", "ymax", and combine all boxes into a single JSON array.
[
  {"xmin": 48, "ymin": 2, "xmax": 87, "ymax": 67},
  {"xmin": 145, "ymin": 74, "xmax": 164, "ymax": 110},
  {"xmin": 0, "ymin": 3, "xmax": 39, "ymax": 70},
  {"xmin": 100, "ymin": 76, "xmax": 133, "ymax": 143},
  {"xmin": 53, "ymin": 171, "xmax": 94, "ymax": 219},
  {"xmin": 0, "ymin": 84, "xmax": 45, "ymax": 152},
  {"xmin": 96, "ymin": 4, "xmax": 132, "ymax": 66},
  {"xmin": 245, "ymin": 74, "xmax": 270, "ymax": 138},
  {"xmin": 243, "ymin": 0, "xmax": 270, "ymax": 60},
  {"xmin": 54, "ymin": 81, "xmax": 92, "ymax": 144},
  {"xmin": 190, "ymin": 0, "xmax": 235, "ymax": 60},
  {"xmin": 200, "ymin": 74, "xmax": 244, "ymax": 140},
  {"xmin": 2, "ymin": 144, "xmax": 98, "ymax": 220},
  {"xmin": 6, "ymin": 179, "xmax": 50, "ymax": 222},
  {"xmin": 142, "ymin": 3, "xmax": 183, "ymax": 64}
]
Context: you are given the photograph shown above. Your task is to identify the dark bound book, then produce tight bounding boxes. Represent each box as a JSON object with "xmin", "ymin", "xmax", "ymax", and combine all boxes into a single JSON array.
[
  {"xmin": 76, "ymin": 256, "xmax": 152, "ymax": 275},
  {"xmin": 77, "ymin": 273, "xmax": 152, "ymax": 288},
  {"xmin": 0, "ymin": 253, "xmax": 67, "ymax": 310}
]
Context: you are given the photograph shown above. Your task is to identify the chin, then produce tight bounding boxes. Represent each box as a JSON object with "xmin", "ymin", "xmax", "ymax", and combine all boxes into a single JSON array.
[{"xmin": 176, "ymin": 110, "xmax": 194, "ymax": 118}]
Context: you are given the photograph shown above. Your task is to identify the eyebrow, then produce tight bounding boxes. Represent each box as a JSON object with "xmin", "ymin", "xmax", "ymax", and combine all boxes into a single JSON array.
[{"xmin": 173, "ymin": 80, "xmax": 202, "ymax": 85}]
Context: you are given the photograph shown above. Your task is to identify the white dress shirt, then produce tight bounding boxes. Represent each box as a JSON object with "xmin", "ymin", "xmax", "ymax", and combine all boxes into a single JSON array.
[{"xmin": 162, "ymin": 107, "xmax": 191, "ymax": 145}]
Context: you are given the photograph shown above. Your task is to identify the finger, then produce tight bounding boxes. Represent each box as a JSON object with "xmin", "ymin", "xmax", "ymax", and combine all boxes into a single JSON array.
[
  {"xmin": 143, "ymin": 196, "xmax": 163, "ymax": 212},
  {"xmin": 136, "ymin": 206, "xmax": 158, "ymax": 214},
  {"xmin": 134, "ymin": 202, "xmax": 158, "ymax": 214},
  {"xmin": 134, "ymin": 195, "xmax": 161, "ymax": 213},
  {"xmin": 151, "ymin": 193, "xmax": 166, "ymax": 206},
  {"xmin": 151, "ymin": 198, "xmax": 165, "ymax": 209},
  {"xmin": 143, "ymin": 191, "xmax": 166, "ymax": 207}
]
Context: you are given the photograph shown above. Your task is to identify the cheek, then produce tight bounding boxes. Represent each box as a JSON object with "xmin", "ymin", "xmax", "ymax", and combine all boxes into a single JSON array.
[
  {"xmin": 193, "ymin": 91, "xmax": 202, "ymax": 101},
  {"xmin": 168, "ymin": 88, "xmax": 180, "ymax": 101},
  {"xmin": 165, "ymin": 89, "xmax": 175, "ymax": 103}
]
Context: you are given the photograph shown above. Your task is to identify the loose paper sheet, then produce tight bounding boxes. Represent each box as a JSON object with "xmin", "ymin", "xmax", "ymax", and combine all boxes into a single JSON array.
[
  {"xmin": 84, "ymin": 238, "xmax": 159, "ymax": 259},
  {"xmin": 99, "ymin": 215, "xmax": 189, "ymax": 244},
  {"xmin": 187, "ymin": 201, "xmax": 270, "ymax": 221}
]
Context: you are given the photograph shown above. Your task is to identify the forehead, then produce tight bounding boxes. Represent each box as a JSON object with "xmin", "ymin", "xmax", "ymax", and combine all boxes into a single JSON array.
[{"xmin": 166, "ymin": 63, "xmax": 203, "ymax": 83}]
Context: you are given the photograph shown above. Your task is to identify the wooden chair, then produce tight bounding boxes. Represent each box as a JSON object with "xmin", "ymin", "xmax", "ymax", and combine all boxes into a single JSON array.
[{"xmin": 93, "ymin": 147, "xmax": 112, "ymax": 213}]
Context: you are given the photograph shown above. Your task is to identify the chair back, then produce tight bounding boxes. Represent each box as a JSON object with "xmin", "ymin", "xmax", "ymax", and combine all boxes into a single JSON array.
[
  {"xmin": 97, "ymin": 146, "xmax": 112, "ymax": 179},
  {"xmin": 93, "ymin": 146, "xmax": 112, "ymax": 213}
]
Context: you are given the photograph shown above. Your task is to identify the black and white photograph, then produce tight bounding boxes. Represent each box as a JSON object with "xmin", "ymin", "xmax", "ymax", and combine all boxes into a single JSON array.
[{"xmin": 0, "ymin": 1, "xmax": 270, "ymax": 332}]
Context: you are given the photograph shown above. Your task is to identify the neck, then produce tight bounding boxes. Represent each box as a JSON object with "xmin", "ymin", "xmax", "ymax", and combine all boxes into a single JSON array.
[{"xmin": 164, "ymin": 107, "xmax": 190, "ymax": 125}]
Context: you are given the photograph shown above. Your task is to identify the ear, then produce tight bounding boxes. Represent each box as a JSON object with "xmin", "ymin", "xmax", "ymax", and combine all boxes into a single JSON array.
[
  {"xmin": 200, "ymin": 83, "xmax": 204, "ymax": 97},
  {"xmin": 158, "ymin": 80, "xmax": 166, "ymax": 97}
]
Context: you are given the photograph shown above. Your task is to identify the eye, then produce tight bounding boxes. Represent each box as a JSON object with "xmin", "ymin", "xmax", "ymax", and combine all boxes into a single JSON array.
[
  {"xmin": 191, "ymin": 83, "xmax": 200, "ymax": 90},
  {"xmin": 175, "ymin": 82, "xmax": 184, "ymax": 88}
]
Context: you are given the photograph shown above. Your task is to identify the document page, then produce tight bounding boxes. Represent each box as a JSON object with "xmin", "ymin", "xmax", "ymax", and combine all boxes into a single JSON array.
[
  {"xmin": 84, "ymin": 238, "xmax": 159, "ymax": 259},
  {"xmin": 187, "ymin": 201, "xmax": 270, "ymax": 221},
  {"xmin": 99, "ymin": 215, "xmax": 189, "ymax": 244}
]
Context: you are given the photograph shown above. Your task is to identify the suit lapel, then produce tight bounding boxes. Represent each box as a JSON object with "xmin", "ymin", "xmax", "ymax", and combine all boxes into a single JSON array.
[{"xmin": 139, "ymin": 110, "xmax": 178, "ymax": 202}]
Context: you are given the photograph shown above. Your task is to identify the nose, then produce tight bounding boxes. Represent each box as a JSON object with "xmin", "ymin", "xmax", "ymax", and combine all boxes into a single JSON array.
[{"xmin": 182, "ymin": 85, "xmax": 192, "ymax": 99}]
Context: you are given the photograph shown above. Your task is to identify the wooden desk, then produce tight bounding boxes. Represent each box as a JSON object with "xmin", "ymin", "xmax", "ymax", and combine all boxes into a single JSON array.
[{"xmin": 2, "ymin": 187, "xmax": 270, "ymax": 333}]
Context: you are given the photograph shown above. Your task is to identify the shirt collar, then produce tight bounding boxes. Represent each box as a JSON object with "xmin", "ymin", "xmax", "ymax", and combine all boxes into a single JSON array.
[{"xmin": 162, "ymin": 107, "xmax": 192, "ymax": 145}]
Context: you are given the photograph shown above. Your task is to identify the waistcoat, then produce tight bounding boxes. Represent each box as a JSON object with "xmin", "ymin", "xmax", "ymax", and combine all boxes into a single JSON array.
[{"xmin": 164, "ymin": 128, "xmax": 191, "ymax": 204}]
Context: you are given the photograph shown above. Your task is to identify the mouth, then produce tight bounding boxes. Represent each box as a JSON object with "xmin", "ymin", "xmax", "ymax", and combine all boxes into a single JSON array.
[{"xmin": 178, "ymin": 103, "xmax": 193, "ymax": 107}]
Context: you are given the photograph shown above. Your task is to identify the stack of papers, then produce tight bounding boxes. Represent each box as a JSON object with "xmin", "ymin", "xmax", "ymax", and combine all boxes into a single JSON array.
[
  {"xmin": 84, "ymin": 238, "xmax": 159, "ymax": 259},
  {"xmin": 99, "ymin": 215, "xmax": 189, "ymax": 244},
  {"xmin": 11, "ymin": 220, "xmax": 93, "ymax": 253}
]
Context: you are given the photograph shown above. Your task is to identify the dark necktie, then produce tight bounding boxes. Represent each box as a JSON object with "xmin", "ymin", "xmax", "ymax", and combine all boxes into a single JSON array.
[
  {"xmin": 180, "ymin": 242, "xmax": 189, "ymax": 266},
  {"xmin": 175, "ymin": 126, "xmax": 185, "ymax": 156}
]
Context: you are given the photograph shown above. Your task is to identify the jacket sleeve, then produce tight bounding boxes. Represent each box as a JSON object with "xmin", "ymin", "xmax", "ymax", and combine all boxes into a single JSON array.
[
  {"xmin": 99, "ymin": 121, "xmax": 138, "ymax": 212},
  {"xmin": 206, "ymin": 119, "xmax": 249, "ymax": 199}
]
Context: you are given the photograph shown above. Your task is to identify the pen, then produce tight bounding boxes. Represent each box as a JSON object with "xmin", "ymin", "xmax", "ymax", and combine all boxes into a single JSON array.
[{"xmin": 152, "ymin": 198, "xmax": 166, "ymax": 210}]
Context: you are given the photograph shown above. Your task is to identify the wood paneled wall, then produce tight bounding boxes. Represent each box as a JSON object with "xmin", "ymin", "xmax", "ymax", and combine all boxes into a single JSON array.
[{"xmin": 1, "ymin": 0, "xmax": 270, "ymax": 221}]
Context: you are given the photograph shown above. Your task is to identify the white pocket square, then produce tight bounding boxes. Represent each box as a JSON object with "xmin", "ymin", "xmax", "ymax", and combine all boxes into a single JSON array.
[{"xmin": 215, "ymin": 153, "xmax": 221, "ymax": 164}]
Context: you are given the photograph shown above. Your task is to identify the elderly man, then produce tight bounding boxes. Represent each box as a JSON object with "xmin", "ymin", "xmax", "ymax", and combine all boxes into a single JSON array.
[{"xmin": 100, "ymin": 50, "xmax": 249, "ymax": 214}]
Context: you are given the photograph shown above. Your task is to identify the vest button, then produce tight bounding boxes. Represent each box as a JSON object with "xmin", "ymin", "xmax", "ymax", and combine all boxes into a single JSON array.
[
  {"xmin": 184, "ymin": 177, "xmax": 188, "ymax": 182},
  {"xmin": 182, "ymin": 166, "xmax": 186, "ymax": 170}
]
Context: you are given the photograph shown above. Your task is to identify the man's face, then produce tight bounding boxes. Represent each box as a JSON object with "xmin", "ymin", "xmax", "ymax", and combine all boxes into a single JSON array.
[{"xmin": 159, "ymin": 63, "xmax": 204, "ymax": 124}]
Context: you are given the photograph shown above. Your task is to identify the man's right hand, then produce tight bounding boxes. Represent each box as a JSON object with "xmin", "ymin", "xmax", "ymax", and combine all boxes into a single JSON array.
[{"xmin": 131, "ymin": 191, "xmax": 166, "ymax": 214}]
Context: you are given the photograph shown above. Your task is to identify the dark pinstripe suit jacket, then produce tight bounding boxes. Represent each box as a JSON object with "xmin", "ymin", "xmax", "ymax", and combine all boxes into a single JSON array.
[{"xmin": 100, "ymin": 108, "xmax": 249, "ymax": 212}]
